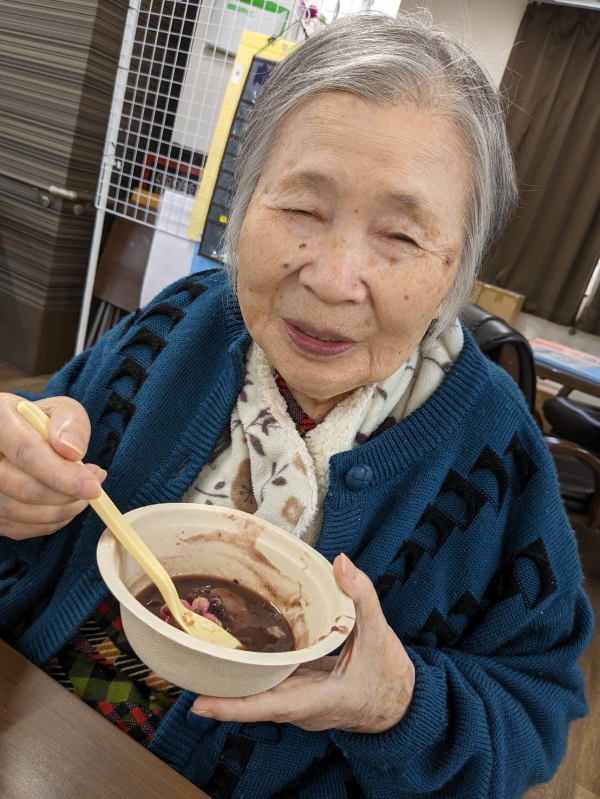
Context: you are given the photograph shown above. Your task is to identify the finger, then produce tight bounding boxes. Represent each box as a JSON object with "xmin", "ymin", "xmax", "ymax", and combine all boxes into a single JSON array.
[
  {"xmin": 301, "ymin": 656, "xmax": 337, "ymax": 672},
  {"xmin": 0, "ymin": 457, "xmax": 106, "ymax": 505},
  {"xmin": 0, "ymin": 492, "xmax": 88, "ymax": 524},
  {"xmin": 333, "ymin": 631, "xmax": 356, "ymax": 677},
  {"xmin": 191, "ymin": 675, "xmax": 338, "ymax": 725},
  {"xmin": 40, "ymin": 396, "xmax": 92, "ymax": 461},
  {"xmin": 0, "ymin": 398, "xmax": 102, "ymax": 500},
  {"xmin": 84, "ymin": 463, "xmax": 107, "ymax": 480},
  {"xmin": 333, "ymin": 554, "xmax": 387, "ymax": 645},
  {"xmin": 2, "ymin": 518, "xmax": 77, "ymax": 540}
]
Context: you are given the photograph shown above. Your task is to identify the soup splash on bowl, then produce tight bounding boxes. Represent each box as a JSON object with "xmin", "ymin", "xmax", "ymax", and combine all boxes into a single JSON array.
[{"xmin": 97, "ymin": 503, "xmax": 355, "ymax": 697}]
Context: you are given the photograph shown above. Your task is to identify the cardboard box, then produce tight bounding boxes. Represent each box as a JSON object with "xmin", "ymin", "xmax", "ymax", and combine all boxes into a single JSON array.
[
  {"xmin": 470, "ymin": 282, "xmax": 525, "ymax": 327},
  {"xmin": 535, "ymin": 378, "xmax": 563, "ymax": 433}
]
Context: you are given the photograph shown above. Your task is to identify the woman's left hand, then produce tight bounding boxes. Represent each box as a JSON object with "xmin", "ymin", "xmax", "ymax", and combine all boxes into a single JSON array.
[{"xmin": 191, "ymin": 554, "xmax": 415, "ymax": 734}]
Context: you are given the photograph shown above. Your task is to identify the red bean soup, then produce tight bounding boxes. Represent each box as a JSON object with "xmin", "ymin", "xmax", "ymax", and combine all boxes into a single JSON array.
[{"xmin": 136, "ymin": 575, "xmax": 295, "ymax": 653}]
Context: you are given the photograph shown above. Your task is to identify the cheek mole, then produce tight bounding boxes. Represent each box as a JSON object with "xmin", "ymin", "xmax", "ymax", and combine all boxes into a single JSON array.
[
  {"xmin": 404, "ymin": 295, "xmax": 410, "ymax": 300},
  {"xmin": 282, "ymin": 263, "xmax": 291, "ymax": 269},
  {"xmin": 299, "ymin": 243, "xmax": 307, "ymax": 249}
]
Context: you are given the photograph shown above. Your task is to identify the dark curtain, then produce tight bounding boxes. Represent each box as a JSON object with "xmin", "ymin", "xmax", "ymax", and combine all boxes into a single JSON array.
[{"xmin": 482, "ymin": 3, "xmax": 600, "ymax": 328}]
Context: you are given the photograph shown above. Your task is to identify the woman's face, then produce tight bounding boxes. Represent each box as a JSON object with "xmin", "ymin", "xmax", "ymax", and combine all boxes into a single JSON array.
[{"xmin": 237, "ymin": 93, "xmax": 470, "ymax": 404}]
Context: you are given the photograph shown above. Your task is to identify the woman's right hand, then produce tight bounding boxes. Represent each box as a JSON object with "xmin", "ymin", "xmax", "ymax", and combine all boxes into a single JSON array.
[{"xmin": 0, "ymin": 394, "xmax": 106, "ymax": 540}]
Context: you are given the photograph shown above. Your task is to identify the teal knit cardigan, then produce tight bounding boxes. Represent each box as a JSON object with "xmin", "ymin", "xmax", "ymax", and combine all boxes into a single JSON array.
[{"xmin": 0, "ymin": 270, "xmax": 592, "ymax": 799}]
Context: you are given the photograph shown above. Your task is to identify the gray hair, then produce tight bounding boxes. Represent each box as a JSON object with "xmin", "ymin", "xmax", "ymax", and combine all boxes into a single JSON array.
[{"xmin": 224, "ymin": 10, "xmax": 517, "ymax": 337}]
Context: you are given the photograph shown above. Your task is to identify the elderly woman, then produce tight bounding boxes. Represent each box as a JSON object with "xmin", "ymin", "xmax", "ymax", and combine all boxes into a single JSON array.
[{"xmin": 0, "ymin": 11, "xmax": 592, "ymax": 799}]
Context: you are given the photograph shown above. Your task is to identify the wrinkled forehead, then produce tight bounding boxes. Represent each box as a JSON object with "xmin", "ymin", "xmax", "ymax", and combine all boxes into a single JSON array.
[{"xmin": 258, "ymin": 92, "xmax": 471, "ymax": 239}]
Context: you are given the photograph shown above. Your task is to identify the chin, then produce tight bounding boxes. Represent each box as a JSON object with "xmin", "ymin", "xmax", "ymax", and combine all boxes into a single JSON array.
[{"xmin": 281, "ymin": 361, "xmax": 356, "ymax": 400}]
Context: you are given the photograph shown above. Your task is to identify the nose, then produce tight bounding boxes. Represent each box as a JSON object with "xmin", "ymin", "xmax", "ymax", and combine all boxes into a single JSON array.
[{"xmin": 298, "ymin": 227, "xmax": 369, "ymax": 305}]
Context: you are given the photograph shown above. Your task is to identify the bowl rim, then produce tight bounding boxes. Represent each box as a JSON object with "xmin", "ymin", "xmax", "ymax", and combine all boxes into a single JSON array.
[{"xmin": 96, "ymin": 503, "xmax": 356, "ymax": 666}]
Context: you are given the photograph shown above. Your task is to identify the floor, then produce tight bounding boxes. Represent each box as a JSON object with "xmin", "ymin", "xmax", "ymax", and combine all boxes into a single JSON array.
[
  {"xmin": 0, "ymin": 359, "xmax": 598, "ymax": 797},
  {"xmin": 515, "ymin": 312, "xmax": 600, "ymax": 360},
  {"xmin": 0, "ymin": 360, "xmax": 50, "ymax": 395}
]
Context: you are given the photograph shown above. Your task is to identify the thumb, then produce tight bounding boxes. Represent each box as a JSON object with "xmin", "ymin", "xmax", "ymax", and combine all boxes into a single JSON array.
[
  {"xmin": 40, "ymin": 397, "xmax": 92, "ymax": 462},
  {"xmin": 333, "ymin": 554, "xmax": 387, "ymax": 641}
]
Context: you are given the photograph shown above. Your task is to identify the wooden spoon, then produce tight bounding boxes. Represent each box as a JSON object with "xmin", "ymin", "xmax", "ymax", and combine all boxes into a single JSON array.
[{"xmin": 16, "ymin": 400, "xmax": 242, "ymax": 650}]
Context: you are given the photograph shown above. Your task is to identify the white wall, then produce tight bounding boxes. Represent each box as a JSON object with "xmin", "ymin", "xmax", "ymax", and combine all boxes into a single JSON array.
[{"xmin": 401, "ymin": 0, "xmax": 527, "ymax": 86}]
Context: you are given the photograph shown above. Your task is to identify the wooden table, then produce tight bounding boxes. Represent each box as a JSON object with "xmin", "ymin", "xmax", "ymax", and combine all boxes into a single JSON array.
[
  {"xmin": 535, "ymin": 361, "xmax": 600, "ymax": 401},
  {"xmin": 531, "ymin": 339, "xmax": 600, "ymax": 401},
  {"xmin": 0, "ymin": 639, "xmax": 209, "ymax": 799}
]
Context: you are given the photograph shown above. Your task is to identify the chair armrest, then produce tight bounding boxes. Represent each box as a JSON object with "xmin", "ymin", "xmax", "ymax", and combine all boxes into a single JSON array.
[
  {"xmin": 543, "ymin": 396, "xmax": 600, "ymax": 452},
  {"xmin": 545, "ymin": 436, "xmax": 600, "ymax": 528}
]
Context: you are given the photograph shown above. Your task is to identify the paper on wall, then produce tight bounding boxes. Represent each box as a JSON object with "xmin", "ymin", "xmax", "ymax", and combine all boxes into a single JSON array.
[{"xmin": 140, "ymin": 189, "xmax": 198, "ymax": 306}]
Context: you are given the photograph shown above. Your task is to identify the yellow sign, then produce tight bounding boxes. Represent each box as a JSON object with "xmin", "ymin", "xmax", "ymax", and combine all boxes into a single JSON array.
[{"xmin": 187, "ymin": 31, "xmax": 297, "ymax": 241}]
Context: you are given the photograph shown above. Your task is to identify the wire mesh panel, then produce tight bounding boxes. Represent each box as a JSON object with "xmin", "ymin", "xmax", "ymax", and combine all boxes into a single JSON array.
[{"xmin": 95, "ymin": 0, "xmax": 385, "ymax": 243}]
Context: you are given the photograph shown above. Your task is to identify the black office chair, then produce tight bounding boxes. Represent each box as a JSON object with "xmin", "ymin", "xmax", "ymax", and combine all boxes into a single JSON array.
[
  {"xmin": 460, "ymin": 304, "xmax": 536, "ymax": 411},
  {"xmin": 543, "ymin": 396, "xmax": 600, "ymax": 453},
  {"xmin": 542, "ymin": 397, "xmax": 600, "ymax": 526},
  {"xmin": 462, "ymin": 304, "xmax": 600, "ymax": 529}
]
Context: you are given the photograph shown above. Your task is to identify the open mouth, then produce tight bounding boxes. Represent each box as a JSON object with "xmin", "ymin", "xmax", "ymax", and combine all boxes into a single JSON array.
[{"xmin": 283, "ymin": 319, "xmax": 357, "ymax": 357}]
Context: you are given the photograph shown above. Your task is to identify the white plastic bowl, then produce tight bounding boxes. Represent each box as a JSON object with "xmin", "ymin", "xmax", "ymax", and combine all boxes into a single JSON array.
[{"xmin": 96, "ymin": 503, "xmax": 355, "ymax": 697}]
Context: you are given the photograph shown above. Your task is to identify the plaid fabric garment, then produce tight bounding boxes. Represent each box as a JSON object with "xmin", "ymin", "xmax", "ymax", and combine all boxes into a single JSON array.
[{"xmin": 44, "ymin": 595, "xmax": 182, "ymax": 746}]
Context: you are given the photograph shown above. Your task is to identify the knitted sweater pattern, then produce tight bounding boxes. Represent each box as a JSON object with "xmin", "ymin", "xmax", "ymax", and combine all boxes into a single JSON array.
[{"xmin": 0, "ymin": 270, "xmax": 592, "ymax": 799}]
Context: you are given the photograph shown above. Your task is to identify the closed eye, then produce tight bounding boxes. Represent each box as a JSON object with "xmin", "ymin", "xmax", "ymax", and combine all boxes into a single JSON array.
[
  {"xmin": 390, "ymin": 233, "xmax": 418, "ymax": 246},
  {"xmin": 283, "ymin": 209, "xmax": 318, "ymax": 218}
]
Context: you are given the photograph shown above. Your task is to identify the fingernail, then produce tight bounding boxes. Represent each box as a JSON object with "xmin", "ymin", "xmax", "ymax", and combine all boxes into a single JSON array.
[
  {"xmin": 192, "ymin": 709, "xmax": 213, "ymax": 718},
  {"xmin": 341, "ymin": 553, "xmax": 356, "ymax": 580},
  {"xmin": 74, "ymin": 478, "xmax": 102, "ymax": 500},
  {"xmin": 85, "ymin": 464, "xmax": 108, "ymax": 483},
  {"xmin": 59, "ymin": 432, "xmax": 85, "ymax": 458}
]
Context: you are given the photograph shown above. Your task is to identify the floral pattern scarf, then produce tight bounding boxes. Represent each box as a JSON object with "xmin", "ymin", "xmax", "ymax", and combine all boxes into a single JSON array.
[{"xmin": 182, "ymin": 322, "xmax": 464, "ymax": 546}]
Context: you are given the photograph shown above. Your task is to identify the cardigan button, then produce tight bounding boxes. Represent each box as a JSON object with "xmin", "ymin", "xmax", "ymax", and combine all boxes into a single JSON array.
[
  {"xmin": 186, "ymin": 708, "xmax": 218, "ymax": 732},
  {"xmin": 344, "ymin": 464, "xmax": 374, "ymax": 491}
]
